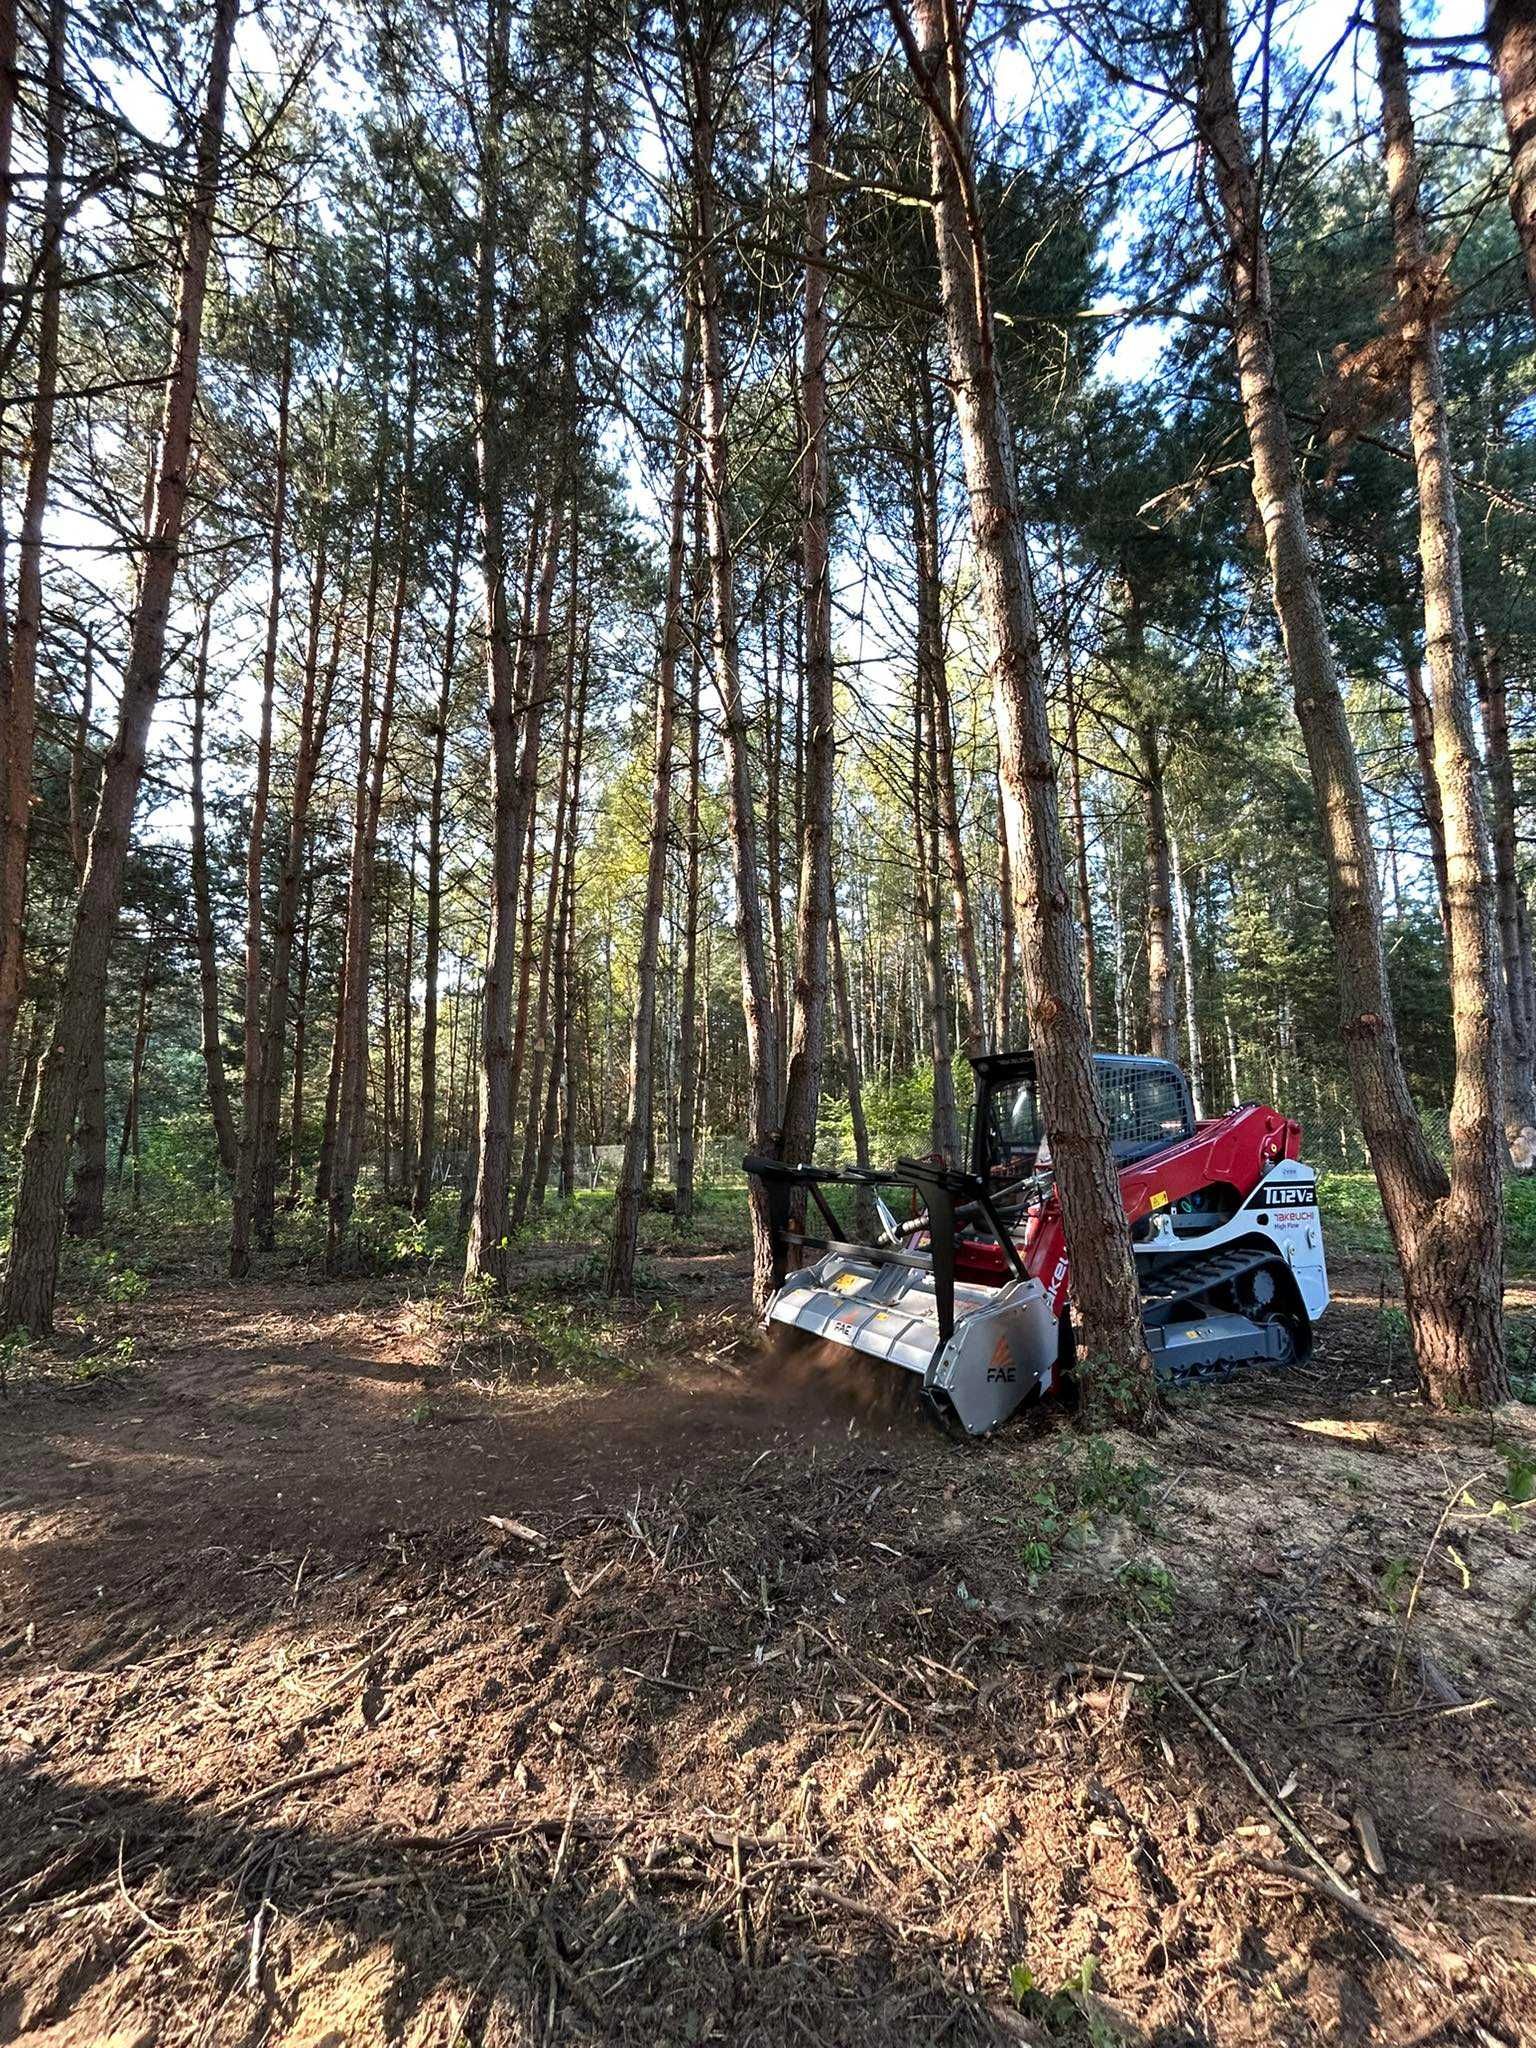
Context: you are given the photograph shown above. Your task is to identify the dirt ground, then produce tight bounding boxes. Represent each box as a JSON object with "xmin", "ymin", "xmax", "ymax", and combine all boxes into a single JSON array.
[{"xmin": 1, "ymin": 1239, "xmax": 1534, "ymax": 2047}]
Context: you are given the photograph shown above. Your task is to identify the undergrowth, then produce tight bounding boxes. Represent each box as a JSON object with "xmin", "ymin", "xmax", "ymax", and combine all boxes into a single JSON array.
[{"xmin": 1319, "ymin": 1170, "xmax": 1536, "ymax": 1271}]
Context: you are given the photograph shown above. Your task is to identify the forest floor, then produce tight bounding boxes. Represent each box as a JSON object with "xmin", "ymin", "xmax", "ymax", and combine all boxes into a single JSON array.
[{"xmin": 0, "ymin": 1213, "xmax": 1534, "ymax": 2047}]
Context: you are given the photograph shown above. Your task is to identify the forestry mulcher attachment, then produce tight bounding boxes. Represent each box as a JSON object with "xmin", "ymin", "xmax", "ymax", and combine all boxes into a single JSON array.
[{"xmin": 745, "ymin": 1053, "xmax": 1329, "ymax": 1435}]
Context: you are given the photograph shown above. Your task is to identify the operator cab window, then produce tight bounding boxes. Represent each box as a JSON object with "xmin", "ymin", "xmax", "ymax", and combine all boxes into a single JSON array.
[
  {"xmin": 1099, "ymin": 1065, "xmax": 1192, "ymax": 1160},
  {"xmin": 986, "ymin": 1061, "xmax": 1191, "ymax": 1178},
  {"xmin": 987, "ymin": 1076, "xmax": 1041, "ymax": 1177}
]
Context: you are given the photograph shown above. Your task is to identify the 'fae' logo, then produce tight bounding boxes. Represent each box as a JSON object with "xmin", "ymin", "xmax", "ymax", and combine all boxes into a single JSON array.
[{"xmin": 987, "ymin": 1334, "xmax": 1016, "ymax": 1384}]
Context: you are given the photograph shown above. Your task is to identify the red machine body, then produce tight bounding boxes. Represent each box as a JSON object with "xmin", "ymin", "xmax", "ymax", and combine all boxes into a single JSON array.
[{"xmin": 953, "ymin": 1102, "xmax": 1304, "ymax": 1314}]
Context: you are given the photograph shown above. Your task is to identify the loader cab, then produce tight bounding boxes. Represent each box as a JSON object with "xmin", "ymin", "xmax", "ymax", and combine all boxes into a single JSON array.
[{"xmin": 970, "ymin": 1052, "xmax": 1197, "ymax": 1183}]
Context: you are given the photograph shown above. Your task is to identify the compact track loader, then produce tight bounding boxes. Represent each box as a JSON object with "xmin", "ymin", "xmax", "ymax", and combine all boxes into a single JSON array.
[{"xmin": 745, "ymin": 1052, "xmax": 1329, "ymax": 1435}]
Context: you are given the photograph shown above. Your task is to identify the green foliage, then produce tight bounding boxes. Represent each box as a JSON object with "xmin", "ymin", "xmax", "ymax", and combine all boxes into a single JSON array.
[
  {"xmin": 1007, "ymin": 1954, "xmax": 1124, "ymax": 2046},
  {"xmin": 1015, "ymin": 1436, "xmax": 1157, "ymax": 1582},
  {"xmin": 815, "ymin": 1062, "xmax": 970, "ymax": 1168},
  {"xmin": 1318, "ymin": 1172, "xmax": 1536, "ymax": 1274},
  {"xmin": 71, "ymin": 1247, "xmax": 148, "ymax": 1304},
  {"xmin": 1502, "ymin": 1446, "xmax": 1536, "ymax": 1507},
  {"xmin": 1378, "ymin": 1557, "xmax": 1412, "ymax": 1615},
  {"xmin": 1117, "ymin": 1560, "xmax": 1176, "ymax": 1619}
]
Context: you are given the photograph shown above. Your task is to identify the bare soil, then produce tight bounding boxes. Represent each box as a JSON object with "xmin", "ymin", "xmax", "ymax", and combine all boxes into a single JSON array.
[{"xmin": 1, "ymin": 1243, "xmax": 1533, "ymax": 2046}]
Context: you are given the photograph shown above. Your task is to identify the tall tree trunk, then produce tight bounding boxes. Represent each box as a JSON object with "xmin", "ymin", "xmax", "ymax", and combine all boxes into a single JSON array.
[
  {"xmin": 1192, "ymin": 0, "xmax": 1507, "ymax": 1410},
  {"xmin": 917, "ymin": 366, "xmax": 985, "ymax": 1054},
  {"xmin": 500, "ymin": 513, "xmax": 564, "ymax": 1199},
  {"xmin": 914, "ymin": 669, "xmax": 959, "ymax": 1160},
  {"xmin": 674, "ymin": 480, "xmax": 705, "ymax": 1223},
  {"xmin": 2, "ymin": 0, "xmax": 238, "ymax": 1335},
  {"xmin": 399, "ymin": 834, "xmax": 415, "ymax": 1197},
  {"xmin": 189, "ymin": 604, "xmax": 237, "ymax": 1177},
  {"xmin": 1488, "ymin": 0, "xmax": 1536, "ymax": 329},
  {"xmin": 1137, "ymin": 722, "xmax": 1179, "ymax": 1062},
  {"xmin": 0, "ymin": 0, "xmax": 16, "ymax": 292},
  {"xmin": 993, "ymin": 768, "xmax": 1016, "ymax": 1048},
  {"xmin": 0, "ymin": 7, "xmax": 65, "ymax": 1031},
  {"xmin": 231, "ymin": 326, "xmax": 292, "ymax": 1277},
  {"xmin": 762, "ymin": 611, "xmax": 786, "ymax": 1077},
  {"xmin": 313, "ymin": 955, "xmax": 345, "ymax": 1207},
  {"xmin": 830, "ymin": 905, "xmax": 870, "ymax": 1170},
  {"xmin": 327, "ymin": 327, "xmax": 416, "ymax": 1266},
  {"xmin": 780, "ymin": 0, "xmax": 836, "ymax": 1169},
  {"xmin": 1063, "ymin": 657, "xmax": 1096, "ymax": 1046},
  {"xmin": 892, "ymin": 0, "xmax": 1155, "ymax": 1424},
  {"xmin": 115, "ymin": 947, "xmax": 152, "ymax": 1206},
  {"xmin": 254, "ymin": 534, "xmax": 348, "ymax": 1247},
  {"xmin": 289, "ymin": 869, "xmax": 312, "ymax": 1202},
  {"xmin": 0, "ymin": 0, "xmax": 66, "ymax": 1120},
  {"xmin": 316, "ymin": 456, "xmax": 391, "ymax": 1223},
  {"xmin": 414, "ymin": 516, "xmax": 464, "ymax": 1217},
  {"xmin": 1473, "ymin": 632, "xmax": 1536, "ymax": 1144},
  {"xmin": 1374, "ymin": 0, "xmax": 1507, "ymax": 1404},
  {"xmin": 1404, "ymin": 646, "xmax": 1451, "ymax": 943},
  {"xmin": 534, "ymin": 604, "xmax": 590, "ymax": 1209},
  {"xmin": 65, "ymin": 1020, "xmax": 106, "ymax": 1240},
  {"xmin": 608, "ymin": 335, "xmax": 692, "ymax": 1295},
  {"xmin": 684, "ymin": 10, "xmax": 781, "ymax": 1306},
  {"xmin": 559, "ymin": 866, "xmax": 582, "ymax": 1201},
  {"xmin": 1170, "ymin": 829, "xmax": 1205, "ymax": 1118},
  {"xmin": 513, "ymin": 544, "xmax": 580, "ymax": 1232}
]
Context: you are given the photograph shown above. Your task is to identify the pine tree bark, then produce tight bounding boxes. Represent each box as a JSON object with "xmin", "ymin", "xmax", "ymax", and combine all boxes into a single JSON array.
[
  {"xmin": 513, "ymin": 548, "xmax": 579, "ymax": 1232},
  {"xmin": 1473, "ymin": 631, "xmax": 1536, "ymax": 1143},
  {"xmin": 413, "ymin": 517, "xmax": 464, "ymax": 1218},
  {"xmin": 1170, "ymin": 830, "xmax": 1205, "ymax": 1117},
  {"xmin": 115, "ymin": 946, "xmax": 152, "ymax": 1207},
  {"xmin": 1137, "ymin": 722, "xmax": 1179, "ymax": 1062},
  {"xmin": 328, "ymin": 326, "xmax": 416, "ymax": 1266},
  {"xmin": 316, "ymin": 462, "xmax": 390, "ymax": 1219},
  {"xmin": 780, "ymin": 0, "xmax": 836, "ymax": 1169},
  {"xmin": 536, "ymin": 618, "xmax": 590, "ymax": 1208},
  {"xmin": 1062, "ymin": 650, "xmax": 1096, "ymax": 1046},
  {"xmin": 684, "ymin": 7, "xmax": 781, "ymax": 1307},
  {"xmin": 0, "ymin": 0, "xmax": 66, "ymax": 1120},
  {"xmin": 65, "ymin": 1017, "xmax": 106, "ymax": 1239},
  {"xmin": 891, "ymin": 0, "xmax": 1156, "ymax": 1425},
  {"xmin": 608, "ymin": 336, "xmax": 692, "ymax": 1295},
  {"xmin": 917, "ymin": 366, "xmax": 985, "ymax": 1054},
  {"xmin": 1192, "ymin": 0, "xmax": 1507, "ymax": 1409},
  {"xmin": 189, "ymin": 604, "xmax": 237, "ymax": 1178},
  {"xmin": 674, "ymin": 472, "xmax": 706, "ymax": 1222},
  {"xmin": 253, "ymin": 530, "xmax": 348, "ymax": 1246},
  {"xmin": 1404, "ymin": 648, "xmax": 1451, "ymax": 945},
  {"xmin": 289, "ymin": 870, "xmax": 312, "ymax": 1202},
  {"xmin": 0, "ymin": 0, "xmax": 16, "ymax": 290},
  {"xmin": 914, "ymin": 668, "xmax": 960, "ymax": 1160},
  {"xmin": 1374, "ymin": 0, "xmax": 1508, "ymax": 1404},
  {"xmin": 2, "ymin": 0, "xmax": 238, "ymax": 1334},
  {"xmin": 993, "ymin": 766, "xmax": 1015, "ymax": 1048},
  {"xmin": 830, "ymin": 905, "xmax": 871, "ymax": 1170},
  {"xmin": 1488, "ymin": 0, "xmax": 1536, "ymax": 328},
  {"xmin": 230, "ymin": 326, "xmax": 291, "ymax": 1277}
]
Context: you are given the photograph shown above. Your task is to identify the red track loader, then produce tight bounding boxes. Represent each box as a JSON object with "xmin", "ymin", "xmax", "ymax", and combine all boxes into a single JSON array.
[{"xmin": 745, "ymin": 1052, "xmax": 1329, "ymax": 1434}]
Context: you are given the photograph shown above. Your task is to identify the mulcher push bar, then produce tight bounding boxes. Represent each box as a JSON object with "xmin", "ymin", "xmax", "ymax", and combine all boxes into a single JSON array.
[{"xmin": 741, "ymin": 1154, "xmax": 1028, "ymax": 1346}]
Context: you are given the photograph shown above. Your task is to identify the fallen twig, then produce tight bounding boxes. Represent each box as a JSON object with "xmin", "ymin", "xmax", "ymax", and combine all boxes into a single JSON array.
[
  {"xmin": 218, "ymin": 1761, "xmax": 355, "ymax": 1818},
  {"xmin": 1126, "ymin": 1625, "xmax": 1363, "ymax": 1907}
]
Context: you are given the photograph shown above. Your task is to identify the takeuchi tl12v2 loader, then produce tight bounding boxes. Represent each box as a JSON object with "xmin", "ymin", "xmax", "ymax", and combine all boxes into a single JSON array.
[{"xmin": 745, "ymin": 1052, "xmax": 1329, "ymax": 1435}]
